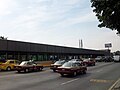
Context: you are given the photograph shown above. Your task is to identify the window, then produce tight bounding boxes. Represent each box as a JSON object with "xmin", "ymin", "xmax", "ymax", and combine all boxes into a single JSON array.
[{"xmin": 9, "ymin": 61, "xmax": 14, "ymax": 64}]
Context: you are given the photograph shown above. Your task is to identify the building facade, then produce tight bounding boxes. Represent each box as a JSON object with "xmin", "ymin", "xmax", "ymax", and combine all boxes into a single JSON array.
[{"xmin": 0, "ymin": 40, "xmax": 109, "ymax": 61}]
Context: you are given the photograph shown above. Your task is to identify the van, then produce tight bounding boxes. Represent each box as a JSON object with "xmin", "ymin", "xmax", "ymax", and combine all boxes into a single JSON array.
[{"xmin": 113, "ymin": 55, "xmax": 120, "ymax": 62}]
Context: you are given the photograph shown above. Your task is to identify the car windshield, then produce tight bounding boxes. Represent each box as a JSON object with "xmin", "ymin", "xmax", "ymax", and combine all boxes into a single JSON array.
[
  {"xmin": 54, "ymin": 61, "xmax": 65, "ymax": 65},
  {"xmin": 61, "ymin": 62, "xmax": 72, "ymax": 67},
  {"xmin": 84, "ymin": 59, "xmax": 89, "ymax": 61},
  {"xmin": 20, "ymin": 61, "xmax": 28, "ymax": 65}
]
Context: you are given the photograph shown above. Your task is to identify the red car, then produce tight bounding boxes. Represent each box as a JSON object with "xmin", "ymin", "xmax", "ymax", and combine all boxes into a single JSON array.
[
  {"xmin": 50, "ymin": 60, "xmax": 66, "ymax": 72},
  {"xmin": 14, "ymin": 61, "xmax": 43, "ymax": 73},
  {"xmin": 56, "ymin": 61, "xmax": 87, "ymax": 77},
  {"xmin": 83, "ymin": 58, "xmax": 95, "ymax": 66}
]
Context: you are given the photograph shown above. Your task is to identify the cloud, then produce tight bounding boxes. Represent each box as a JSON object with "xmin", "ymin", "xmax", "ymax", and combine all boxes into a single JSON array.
[
  {"xmin": 47, "ymin": 10, "xmax": 97, "ymax": 31},
  {"xmin": 0, "ymin": 0, "xmax": 95, "ymax": 33},
  {"xmin": 12, "ymin": 0, "xmax": 92, "ymax": 31},
  {"xmin": 0, "ymin": 0, "xmax": 16, "ymax": 16}
]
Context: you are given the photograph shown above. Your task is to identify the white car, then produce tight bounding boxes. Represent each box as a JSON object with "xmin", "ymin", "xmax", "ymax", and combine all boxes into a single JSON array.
[
  {"xmin": 69, "ymin": 59, "xmax": 83, "ymax": 63},
  {"xmin": 113, "ymin": 55, "xmax": 120, "ymax": 62},
  {"xmin": 95, "ymin": 56, "xmax": 103, "ymax": 62}
]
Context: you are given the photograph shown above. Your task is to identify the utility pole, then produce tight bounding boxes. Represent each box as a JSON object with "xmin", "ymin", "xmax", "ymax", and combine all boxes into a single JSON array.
[
  {"xmin": 81, "ymin": 39, "xmax": 83, "ymax": 48},
  {"xmin": 79, "ymin": 39, "xmax": 80, "ymax": 48},
  {"xmin": 79, "ymin": 39, "xmax": 83, "ymax": 48}
]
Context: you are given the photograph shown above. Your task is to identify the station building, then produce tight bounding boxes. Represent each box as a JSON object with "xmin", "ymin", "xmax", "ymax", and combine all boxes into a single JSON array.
[{"xmin": 0, "ymin": 39, "xmax": 110, "ymax": 61}]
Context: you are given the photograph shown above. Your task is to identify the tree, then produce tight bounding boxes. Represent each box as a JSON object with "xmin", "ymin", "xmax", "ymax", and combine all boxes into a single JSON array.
[
  {"xmin": 91, "ymin": 0, "xmax": 120, "ymax": 34},
  {"xmin": 115, "ymin": 51, "xmax": 120, "ymax": 55},
  {"xmin": 0, "ymin": 36, "xmax": 7, "ymax": 40}
]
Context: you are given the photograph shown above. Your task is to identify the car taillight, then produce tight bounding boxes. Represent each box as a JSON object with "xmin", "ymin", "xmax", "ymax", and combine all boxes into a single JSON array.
[{"xmin": 1, "ymin": 64, "xmax": 5, "ymax": 66}]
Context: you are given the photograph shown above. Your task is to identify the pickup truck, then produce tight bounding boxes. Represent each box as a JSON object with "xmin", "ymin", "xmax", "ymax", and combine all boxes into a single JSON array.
[{"xmin": 14, "ymin": 61, "xmax": 43, "ymax": 73}]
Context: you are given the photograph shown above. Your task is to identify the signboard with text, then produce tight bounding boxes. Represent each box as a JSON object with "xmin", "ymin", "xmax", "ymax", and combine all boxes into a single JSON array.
[{"xmin": 105, "ymin": 43, "xmax": 112, "ymax": 48}]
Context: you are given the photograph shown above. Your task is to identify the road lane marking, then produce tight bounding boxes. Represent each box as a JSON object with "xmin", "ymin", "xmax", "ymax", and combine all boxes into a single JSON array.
[
  {"xmin": 96, "ymin": 69, "xmax": 103, "ymax": 72},
  {"xmin": 108, "ymin": 78, "xmax": 120, "ymax": 90},
  {"xmin": 61, "ymin": 78, "xmax": 79, "ymax": 85},
  {"xmin": 90, "ymin": 79, "xmax": 112, "ymax": 83}
]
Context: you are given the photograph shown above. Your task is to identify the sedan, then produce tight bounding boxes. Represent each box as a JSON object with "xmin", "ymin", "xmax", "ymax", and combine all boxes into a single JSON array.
[
  {"xmin": 83, "ymin": 58, "xmax": 95, "ymax": 66},
  {"xmin": 56, "ymin": 61, "xmax": 87, "ymax": 77},
  {"xmin": 50, "ymin": 60, "xmax": 66, "ymax": 72},
  {"xmin": 68, "ymin": 59, "xmax": 83, "ymax": 64},
  {"xmin": 14, "ymin": 61, "xmax": 43, "ymax": 73}
]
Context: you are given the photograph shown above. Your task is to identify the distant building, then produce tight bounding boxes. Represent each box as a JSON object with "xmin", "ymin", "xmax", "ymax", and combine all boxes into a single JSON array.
[{"xmin": 0, "ymin": 39, "xmax": 110, "ymax": 61}]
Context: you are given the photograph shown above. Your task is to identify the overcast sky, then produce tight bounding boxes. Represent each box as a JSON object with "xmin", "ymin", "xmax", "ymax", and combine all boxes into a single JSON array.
[{"xmin": 0, "ymin": 0, "xmax": 119, "ymax": 52}]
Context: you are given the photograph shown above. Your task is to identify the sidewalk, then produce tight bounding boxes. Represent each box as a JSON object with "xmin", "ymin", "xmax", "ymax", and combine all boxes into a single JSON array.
[{"xmin": 109, "ymin": 78, "xmax": 120, "ymax": 90}]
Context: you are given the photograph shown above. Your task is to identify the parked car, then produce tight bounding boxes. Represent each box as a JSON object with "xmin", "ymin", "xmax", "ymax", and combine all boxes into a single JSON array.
[
  {"xmin": 0, "ymin": 60, "xmax": 20, "ymax": 71},
  {"xmin": 50, "ymin": 60, "xmax": 66, "ymax": 72},
  {"xmin": 113, "ymin": 55, "xmax": 120, "ymax": 62},
  {"xmin": 56, "ymin": 61, "xmax": 87, "ymax": 77},
  {"xmin": 95, "ymin": 56, "xmax": 104, "ymax": 62},
  {"xmin": 14, "ymin": 61, "xmax": 43, "ymax": 73},
  {"xmin": 103, "ymin": 56, "xmax": 113, "ymax": 62},
  {"xmin": 83, "ymin": 58, "xmax": 95, "ymax": 66}
]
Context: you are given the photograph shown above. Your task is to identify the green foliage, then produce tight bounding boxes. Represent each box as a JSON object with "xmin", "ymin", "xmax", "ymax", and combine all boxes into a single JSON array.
[
  {"xmin": 0, "ymin": 36, "xmax": 7, "ymax": 40},
  {"xmin": 91, "ymin": 0, "xmax": 120, "ymax": 34},
  {"xmin": 115, "ymin": 51, "xmax": 120, "ymax": 55}
]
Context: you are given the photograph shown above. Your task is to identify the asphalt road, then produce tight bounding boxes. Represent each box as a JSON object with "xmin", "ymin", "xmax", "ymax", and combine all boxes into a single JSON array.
[{"xmin": 0, "ymin": 62, "xmax": 120, "ymax": 90}]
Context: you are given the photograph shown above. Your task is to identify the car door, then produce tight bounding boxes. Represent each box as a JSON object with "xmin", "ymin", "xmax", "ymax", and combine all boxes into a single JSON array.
[
  {"xmin": 27, "ymin": 62, "xmax": 34, "ymax": 71},
  {"xmin": 9, "ymin": 61, "xmax": 15, "ymax": 69},
  {"xmin": 75, "ymin": 63, "xmax": 82, "ymax": 73}
]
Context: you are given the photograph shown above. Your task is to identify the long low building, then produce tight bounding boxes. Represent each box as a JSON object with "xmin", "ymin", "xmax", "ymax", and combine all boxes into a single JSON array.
[{"xmin": 0, "ymin": 39, "xmax": 110, "ymax": 61}]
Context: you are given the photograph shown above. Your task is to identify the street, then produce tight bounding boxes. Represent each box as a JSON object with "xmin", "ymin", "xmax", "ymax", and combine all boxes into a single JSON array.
[{"xmin": 0, "ymin": 62, "xmax": 120, "ymax": 90}]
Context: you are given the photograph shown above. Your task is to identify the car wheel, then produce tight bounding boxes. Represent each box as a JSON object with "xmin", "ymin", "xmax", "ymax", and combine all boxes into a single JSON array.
[
  {"xmin": 84, "ymin": 63, "xmax": 88, "ymax": 67},
  {"xmin": 83, "ymin": 70, "xmax": 86, "ymax": 74},
  {"xmin": 53, "ymin": 69, "xmax": 56, "ymax": 72},
  {"xmin": 17, "ymin": 70, "xmax": 21, "ymax": 73},
  {"xmin": 39, "ymin": 67, "xmax": 42, "ymax": 71},
  {"xmin": 6, "ymin": 67, "xmax": 11, "ymax": 71},
  {"xmin": 73, "ymin": 72, "xmax": 77, "ymax": 76},
  {"xmin": 24, "ymin": 69, "xmax": 29, "ymax": 73},
  {"xmin": 60, "ymin": 73, "xmax": 64, "ymax": 77}
]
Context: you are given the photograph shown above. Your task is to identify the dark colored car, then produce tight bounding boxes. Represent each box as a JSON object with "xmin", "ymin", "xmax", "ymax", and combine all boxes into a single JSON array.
[
  {"xmin": 14, "ymin": 61, "xmax": 43, "ymax": 73},
  {"xmin": 56, "ymin": 61, "xmax": 87, "ymax": 77},
  {"xmin": 83, "ymin": 58, "xmax": 95, "ymax": 66},
  {"xmin": 50, "ymin": 60, "xmax": 66, "ymax": 72},
  {"xmin": 103, "ymin": 56, "xmax": 113, "ymax": 62}
]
